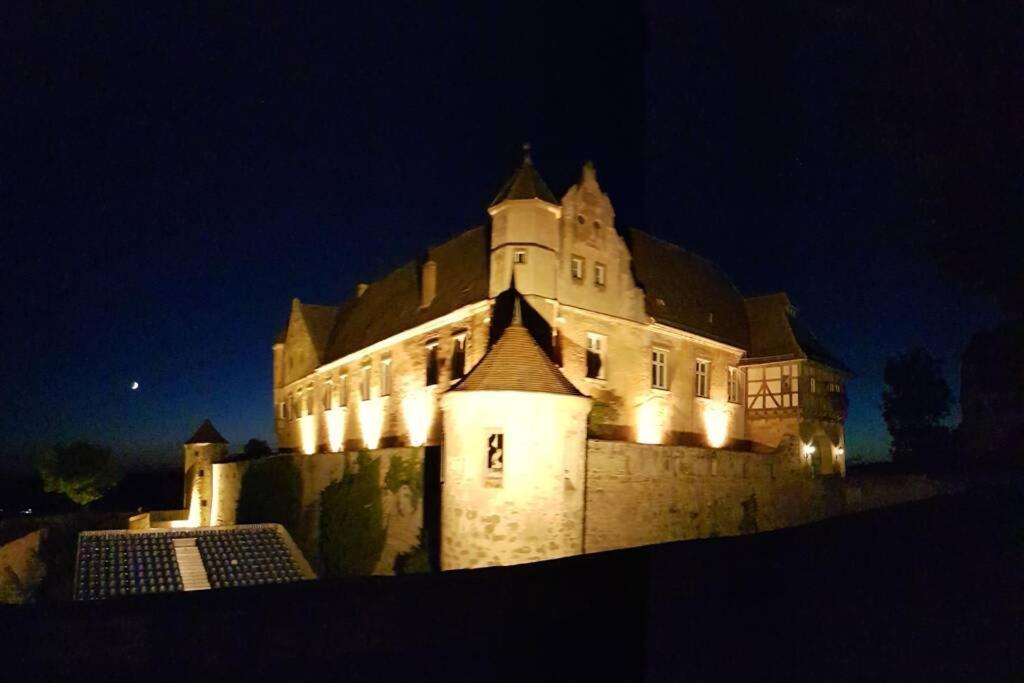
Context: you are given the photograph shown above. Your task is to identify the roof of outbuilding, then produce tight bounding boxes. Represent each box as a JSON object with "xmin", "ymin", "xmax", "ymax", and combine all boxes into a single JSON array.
[
  {"xmin": 744, "ymin": 294, "xmax": 850, "ymax": 373},
  {"xmin": 185, "ymin": 419, "xmax": 228, "ymax": 445},
  {"xmin": 451, "ymin": 295, "xmax": 584, "ymax": 396},
  {"xmin": 324, "ymin": 226, "xmax": 490, "ymax": 362},
  {"xmin": 625, "ymin": 229, "xmax": 750, "ymax": 349},
  {"xmin": 490, "ymin": 149, "xmax": 558, "ymax": 207}
]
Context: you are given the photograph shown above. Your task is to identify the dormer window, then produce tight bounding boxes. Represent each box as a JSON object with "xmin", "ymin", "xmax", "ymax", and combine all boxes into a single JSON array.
[
  {"xmin": 571, "ymin": 256, "xmax": 585, "ymax": 281},
  {"xmin": 513, "ymin": 249, "xmax": 527, "ymax": 265}
]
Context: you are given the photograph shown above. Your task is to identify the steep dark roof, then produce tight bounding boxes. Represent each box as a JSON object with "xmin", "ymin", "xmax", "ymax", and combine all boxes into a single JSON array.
[
  {"xmin": 185, "ymin": 419, "xmax": 228, "ymax": 445},
  {"xmin": 324, "ymin": 226, "xmax": 490, "ymax": 362},
  {"xmin": 297, "ymin": 303, "xmax": 339, "ymax": 361},
  {"xmin": 625, "ymin": 229, "xmax": 749, "ymax": 349},
  {"xmin": 744, "ymin": 294, "xmax": 850, "ymax": 373},
  {"xmin": 451, "ymin": 299, "xmax": 584, "ymax": 396},
  {"xmin": 490, "ymin": 152, "xmax": 557, "ymax": 206}
]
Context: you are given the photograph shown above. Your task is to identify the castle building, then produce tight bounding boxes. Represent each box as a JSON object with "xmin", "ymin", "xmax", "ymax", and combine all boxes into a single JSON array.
[{"xmin": 273, "ymin": 150, "xmax": 849, "ymax": 471}]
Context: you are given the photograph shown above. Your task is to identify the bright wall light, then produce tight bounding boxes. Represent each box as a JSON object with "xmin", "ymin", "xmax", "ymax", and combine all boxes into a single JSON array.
[
  {"xmin": 183, "ymin": 479, "xmax": 202, "ymax": 528},
  {"xmin": 326, "ymin": 407, "xmax": 347, "ymax": 452},
  {"xmin": 636, "ymin": 397, "xmax": 666, "ymax": 445},
  {"xmin": 210, "ymin": 465, "xmax": 221, "ymax": 526},
  {"xmin": 802, "ymin": 443, "xmax": 816, "ymax": 458},
  {"xmin": 402, "ymin": 387, "xmax": 435, "ymax": 447},
  {"xmin": 358, "ymin": 398, "xmax": 383, "ymax": 450},
  {"xmin": 702, "ymin": 403, "xmax": 729, "ymax": 449},
  {"xmin": 299, "ymin": 414, "xmax": 318, "ymax": 455}
]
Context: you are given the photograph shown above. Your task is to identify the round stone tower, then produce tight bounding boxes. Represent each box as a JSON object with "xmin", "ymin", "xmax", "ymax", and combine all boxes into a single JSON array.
[
  {"xmin": 183, "ymin": 419, "xmax": 229, "ymax": 527},
  {"xmin": 440, "ymin": 293, "xmax": 591, "ymax": 569}
]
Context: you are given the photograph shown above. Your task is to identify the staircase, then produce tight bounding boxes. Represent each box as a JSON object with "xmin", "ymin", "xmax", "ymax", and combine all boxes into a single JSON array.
[{"xmin": 172, "ymin": 537, "xmax": 211, "ymax": 591}]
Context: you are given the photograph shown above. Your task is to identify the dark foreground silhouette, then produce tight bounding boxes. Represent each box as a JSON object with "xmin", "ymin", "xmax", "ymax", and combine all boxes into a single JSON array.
[{"xmin": 2, "ymin": 476, "xmax": 1023, "ymax": 682}]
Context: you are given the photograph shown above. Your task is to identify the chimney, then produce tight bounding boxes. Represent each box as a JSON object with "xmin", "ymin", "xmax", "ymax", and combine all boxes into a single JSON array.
[
  {"xmin": 421, "ymin": 260, "xmax": 437, "ymax": 308},
  {"xmin": 356, "ymin": 283, "xmax": 369, "ymax": 297}
]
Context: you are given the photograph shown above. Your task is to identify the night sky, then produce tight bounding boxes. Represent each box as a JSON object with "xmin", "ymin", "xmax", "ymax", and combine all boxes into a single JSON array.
[{"xmin": 2, "ymin": 2, "xmax": 1017, "ymax": 471}]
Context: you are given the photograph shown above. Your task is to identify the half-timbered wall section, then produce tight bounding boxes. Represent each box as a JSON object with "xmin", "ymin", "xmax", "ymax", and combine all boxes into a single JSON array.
[{"xmin": 746, "ymin": 362, "xmax": 801, "ymax": 411}]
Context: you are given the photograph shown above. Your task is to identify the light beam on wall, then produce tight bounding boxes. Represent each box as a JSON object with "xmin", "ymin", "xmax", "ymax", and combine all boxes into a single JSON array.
[
  {"xmin": 358, "ymin": 398, "xmax": 384, "ymax": 450},
  {"xmin": 402, "ymin": 387, "xmax": 435, "ymax": 447},
  {"xmin": 209, "ymin": 465, "xmax": 221, "ymax": 526},
  {"xmin": 326, "ymin": 407, "xmax": 347, "ymax": 452},
  {"xmin": 636, "ymin": 396, "xmax": 667, "ymax": 445},
  {"xmin": 702, "ymin": 403, "xmax": 729, "ymax": 449},
  {"xmin": 299, "ymin": 414, "xmax": 319, "ymax": 455}
]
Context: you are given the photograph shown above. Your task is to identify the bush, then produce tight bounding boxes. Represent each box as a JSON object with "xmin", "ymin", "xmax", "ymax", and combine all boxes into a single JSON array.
[{"xmin": 319, "ymin": 451, "xmax": 385, "ymax": 578}]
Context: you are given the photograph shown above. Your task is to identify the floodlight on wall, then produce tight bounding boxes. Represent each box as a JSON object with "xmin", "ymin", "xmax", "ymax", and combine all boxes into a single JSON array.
[
  {"xmin": 802, "ymin": 443, "xmax": 816, "ymax": 458},
  {"xmin": 702, "ymin": 403, "xmax": 729, "ymax": 449},
  {"xmin": 358, "ymin": 398, "xmax": 383, "ymax": 450},
  {"xmin": 402, "ymin": 386, "xmax": 435, "ymax": 447},
  {"xmin": 299, "ymin": 414, "xmax": 318, "ymax": 455},
  {"xmin": 326, "ymin": 407, "xmax": 347, "ymax": 452}
]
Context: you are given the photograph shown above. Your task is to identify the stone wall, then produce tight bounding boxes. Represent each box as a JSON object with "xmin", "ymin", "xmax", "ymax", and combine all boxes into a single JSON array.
[
  {"xmin": 211, "ymin": 447, "xmax": 427, "ymax": 575},
  {"xmin": 583, "ymin": 439, "xmax": 834, "ymax": 553}
]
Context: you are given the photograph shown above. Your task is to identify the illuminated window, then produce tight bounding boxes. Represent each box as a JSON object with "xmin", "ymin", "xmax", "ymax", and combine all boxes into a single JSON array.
[
  {"xmin": 595, "ymin": 262, "xmax": 606, "ymax": 287},
  {"xmin": 651, "ymin": 348, "xmax": 668, "ymax": 389},
  {"xmin": 586, "ymin": 332, "xmax": 606, "ymax": 379},
  {"xmin": 278, "ymin": 401, "xmax": 286, "ymax": 420},
  {"xmin": 425, "ymin": 340, "xmax": 439, "ymax": 386},
  {"xmin": 513, "ymin": 249, "xmax": 527, "ymax": 264},
  {"xmin": 360, "ymin": 362, "xmax": 371, "ymax": 401},
  {"xmin": 486, "ymin": 432, "xmax": 504, "ymax": 481},
  {"xmin": 695, "ymin": 359, "xmax": 709, "ymax": 398},
  {"xmin": 380, "ymin": 355, "xmax": 392, "ymax": 396},
  {"xmin": 728, "ymin": 367, "xmax": 740, "ymax": 403},
  {"xmin": 571, "ymin": 255, "xmax": 585, "ymax": 281},
  {"xmin": 810, "ymin": 377, "xmax": 817, "ymax": 394},
  {"xmin": 451, "ymin": 333, "xmax": 466, "ymax": 380}
]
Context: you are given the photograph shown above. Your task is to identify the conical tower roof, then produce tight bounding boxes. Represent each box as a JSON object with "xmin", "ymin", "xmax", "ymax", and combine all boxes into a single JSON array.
[
  {"xmin": 450, "ymin": 293, "xmax": 583, "ymax": 396},
  {"xmin": 185, "ymin": 419, "xmax": 228, "ymax": 445},
  {"xmin": 490, "ymin": 144, "xmax": 558, "ymax": 207}
]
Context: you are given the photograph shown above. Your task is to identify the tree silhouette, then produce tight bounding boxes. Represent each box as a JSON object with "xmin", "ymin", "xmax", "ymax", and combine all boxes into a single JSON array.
[
  {"xmin": 243, "ymin": 438, "xmax": 273, "ymax": 458},
  {"xmin": 39, "ymin": 441, "xmax": 120, "ymax": 506},
  {"xmin": 882, "ymin": 349, "xmax": 954, "ymax": 470}
]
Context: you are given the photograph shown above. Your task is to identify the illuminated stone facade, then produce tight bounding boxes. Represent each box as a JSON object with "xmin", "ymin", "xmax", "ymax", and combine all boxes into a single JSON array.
[{"xmin": 194, "ymin": 150, "xmax": 855, "ymax": 571}]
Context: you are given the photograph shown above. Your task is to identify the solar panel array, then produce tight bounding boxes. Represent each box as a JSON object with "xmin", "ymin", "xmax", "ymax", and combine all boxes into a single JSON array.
[{"xmin": 74, "ymin": 524, "xmax": 312, "ymax": 601}]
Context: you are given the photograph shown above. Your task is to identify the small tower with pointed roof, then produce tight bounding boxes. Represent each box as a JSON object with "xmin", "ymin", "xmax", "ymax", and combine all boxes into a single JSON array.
[
  {"xmin": 440, "ymin": 287, "xmax": 591, "ymax": 570},
  {"xmin": 487, "ymin": 144, "xmax": 562, "ymax": 306},
  {"xmin": 183, "ymin": 419, "xmax": 229, "ymax": 526}
]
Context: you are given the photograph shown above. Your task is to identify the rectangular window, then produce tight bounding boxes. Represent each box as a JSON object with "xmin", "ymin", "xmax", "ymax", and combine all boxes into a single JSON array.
[
  {"xmin": 652, "ymin": 348, "xmax": 668, "ymax": 389},
  {"xmin": 360, "ymin": 362, "xmax": 371, "ymax": 401},
  {"xmin": 278, "ymin": 401, "xmax": 286, "ymax": 420},
  {"xmin": 322, "ymin": 381, "xmax": 332, "ymax": 411},
  {"xmin": 337, "ymin": 373, "xmax": 348, "ymax": 407},
  {"xmin": 810, "ymin": 377, "xmax": 817, "ymax": 394},
  {"xmin": 728, "ymin": 367, "xmax": 740, "ymax": 403},
  {"xmin": 571, "ymin": 255, "xmax": 585, "ymax": 280},
  {"xmin": 595, "ymin": 262, "xmax": 606, "ymax": 287},
  {"xmin": 380, "ymin": 355, "xmax": 392, "ymax": 396},
  {"xmin": 695, "ymin": 359, "xmax": 709, "ymax": 398},
  {"xmin": 451, "ymin": 333, "xmax": 467, "ymax": 380},
  {"xmin": 486, "ymin": 432, "xmax": 504, "ymax": 480},
  {"xmin": 426, "ymin": 340, "xmax": 439, "ymax": 386},
  {"xmin": 305, "ymin": 385, "xmax": 314, "ymax": 415},
  {"xmin": 513, "ymin": 249, "xmax": 527, "ymax": 264},
  {"xmin": 586, "ymin": 332, "xmax": 606, "ymax": 380}
]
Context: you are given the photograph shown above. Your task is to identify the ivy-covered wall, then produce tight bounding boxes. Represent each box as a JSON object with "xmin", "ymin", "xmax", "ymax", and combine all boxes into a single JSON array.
[{"xmin": 215, "ymin": 447, "xmax": 428, "ymax": 576}]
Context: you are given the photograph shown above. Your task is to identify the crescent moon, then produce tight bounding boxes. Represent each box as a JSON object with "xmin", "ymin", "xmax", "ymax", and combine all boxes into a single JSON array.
[{"xmin": 131, "ymin": 381, "xmax": 140, "ymax": 390}]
